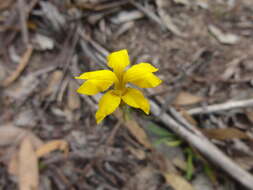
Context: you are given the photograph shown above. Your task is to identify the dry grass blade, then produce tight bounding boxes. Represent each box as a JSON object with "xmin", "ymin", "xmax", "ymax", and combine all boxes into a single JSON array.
[
  {"xmin": 2, "ymin": 45, "xmax": 33, "ymax": 87},
  {"xmin": 18, "ymin": 137, "xmax": 39, "ymax": 190}
]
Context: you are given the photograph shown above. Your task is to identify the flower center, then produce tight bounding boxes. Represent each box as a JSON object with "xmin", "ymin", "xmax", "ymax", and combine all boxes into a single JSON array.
[{"xmin": 114, "ymin": 71, "xmax": 126, "ymax": 92}]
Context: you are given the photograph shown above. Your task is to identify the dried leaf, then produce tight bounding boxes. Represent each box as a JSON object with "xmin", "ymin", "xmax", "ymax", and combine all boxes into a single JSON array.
[
  {"xmin": 18, "ymin": 137, "xmax": 39, "ymax": 190},
  {"xmin": 172, "ymin": 158, "xmax": 188, "ymax": 171},
  {"xmin": 0, "ymin": 64, "xmax": 7, "ymax": 81},
  {"xmin": 156, "ymin": 0, "xmax": 186, "ymax": 37},
  {"xmin": 67, "ymin": 80, "xmax": 81, "ymax": 110},
  {"xmin": 111, "ymin": 10, "xmax": 144, "ymax": 24},
  {"xmin": 36, "ymin": 140, "xmax": 69, "ymax": 158},
  {"xmin": 127, "ymin": 146, "xmax": 146, "ymax": 160},
  {"xmin": 2, "ymin": 45, "xmax": 33, "ymax": 87},
  {"xmin": 180, "ymin": 109, "xmax": 198, "ymax": 126},
  {"xmin": 0, "ymin": 0, "xmax": 14, "ymax": 10},
  {"xmin": 173, "ymin": 0, "xmax": 190, "ymax": 6},
  {"xmin": 235, "ymin": 157, "xmax": 253, "ymax": 170},
  {"xmin": 40, "ymin": 2, "xmax": 66, "ymax": 31},
  {"xmin": 125, "ymin": 119, "xmax": 153, "ymax": 149},
  {"xmin": 164, "ymin": 173, "xmax": 194, "ymax": 190},
  {"xmin": 221, "ymin": 57, "xmax": 245, "ymax": 80},
  {"xmin": 114, "ymin": 110, "xmax": 152, "ymax": 149},
  {"xmin": 34, "ymin": 34, "xmax": 54, "ymax": 50},
  {"xmin": 245, "ymin": 110, "xmax": 253, "ymax": 123},
  {"xmin": 195, "ymin": 0, "xmax": 209, "ymax": 9},
  {"xmin": 173, "ymin": 91, "xmax": 204, "ymax": 106},
  {"xmin": 0, "ymin": 125, "xmax": 43, "ymax": 147},
  {"xmin": 123, "ymin": 167, "xmax": 160, "ymax": 190},
  {"xmin": 42, "ymin": 70, "xmax": 63, "ymax": 97},
  {"xmin": 202, "ymin": 128, "xmax": 249, "ymax": 140},
  {"xmin": 208, "ymin": 25, "xmax": 239, "ymax": 45},
  {"xmin": 8, "ymin": 152, "xmax": 19, "ymax": 176},
  {"xmin": 5, "ymin": 74, "xmax": 39, "ymax": 100}
]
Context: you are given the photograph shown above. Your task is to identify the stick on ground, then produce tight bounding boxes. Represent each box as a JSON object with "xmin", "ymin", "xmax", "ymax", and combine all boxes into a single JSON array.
[{"xmin": 187, "ymin": 99, "xmax": 253, "ymax": 115}]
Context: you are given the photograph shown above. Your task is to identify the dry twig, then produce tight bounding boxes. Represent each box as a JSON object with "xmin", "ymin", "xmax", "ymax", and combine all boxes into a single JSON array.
[
  {"xmin": 187, "ymin": 99, "xmax": 253, "ymax": 115},
  {"xmin": 18, "ymin": 0, "xmax": 29, "ymax": 46}
]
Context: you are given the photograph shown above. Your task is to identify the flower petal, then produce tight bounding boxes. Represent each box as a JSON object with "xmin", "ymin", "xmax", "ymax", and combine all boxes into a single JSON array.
[
  {"xmin": 107, "ymin": 49, "xmax": 130, "ymax": 77},
  {"xmin": 75, "ymin": 70, "xmax": 118, "ymax": 82},
  {"xmin": 96, "ymin": 90, "xmax": 121, "ymax": 123},
  {"xmin": 77, "ymin": 80, "xmax": 113, "ymax": 95},
  {"xmin": 124, "ymin": 63, "xmax": 162, "ymax": 88},
  {"xmin": 75, "ymin": 70, "xmax": 118, "ymax": 95},
  {"xmin": 122, "ymin": 88, "xmax": 150, "ymax": 114}
]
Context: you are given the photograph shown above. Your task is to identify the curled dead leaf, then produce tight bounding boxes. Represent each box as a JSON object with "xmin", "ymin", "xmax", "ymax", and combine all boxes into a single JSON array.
[{"xmin": 36, "ymin": 140, "xmax": 69, "ymax": 158}]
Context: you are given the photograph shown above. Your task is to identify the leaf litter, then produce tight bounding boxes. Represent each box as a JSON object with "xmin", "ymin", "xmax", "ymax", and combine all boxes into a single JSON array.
[{"xmin": 0, "ymin": 0, "xmax": 253, "ymax": 189}]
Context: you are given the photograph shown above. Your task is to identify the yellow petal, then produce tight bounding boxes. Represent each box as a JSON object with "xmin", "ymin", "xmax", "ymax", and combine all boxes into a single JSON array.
[
  {"xmin": 122, "ymin": 88, "xmax": 150, "ymax": 114},
  {"xmin": 75, "ymin": 70, "xmax": 118, "ymax": 82},
  {"xmin": 96, "ymin": 90, "xmax": 121, "ymax": 123},
  {"xmin": 107, "ymin": 49, "xmax": 130, "ymax": 77},
  {"xmin": 124, "ymin": 63, "xmax": 162, "ymax": 88},
  {"xmin": 75, "ymin": 70, "xmax": 118, "ymax": 95},
  {"xmin": 77, "ymin": 80, "xmax": 113, "ymax": 95}
]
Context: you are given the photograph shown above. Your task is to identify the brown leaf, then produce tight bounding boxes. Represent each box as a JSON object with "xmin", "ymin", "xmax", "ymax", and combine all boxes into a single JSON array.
[
  {"xmin": 18, "ymin": 137, "xmax": 39, "ymax": 190},
  {"xmin": 41, "ymin": 70, "xmax": 63, "ymax": 97},
  {"xmin": 114, "ymin": 110, "xmax": 152, "ymax": 149},
  {"xmin": 125, "ymin": 119, "xmax": 153, "ymax": 149},
  {"xmin": 127, "ymin": 146, "xmax": 146, "ymax": 160},
  {"xmin": 180, "ymin": 109, "xmax": 197, "ymax": 126},
  {"xmin": 67, "ymin": 80, "xmax": 80, "ymax": 110},
  {"xmin": 123, "ymin": 167, "xmax": 160, "ymax": 190},
  {"xmin": 164, "ymin": 173, "xmax": 194, "ymax": 190},
  {"xmin": 8, "ymin": 152, "xmax": 19, "ymax": 176},
  {"xmin": 245, "ymin": 110, "xmax": 253, "ymax": 123},
  {"xmin": 0, "ymin": 125, "xmax": 43, "ymax": 147},
  {"xmin": 208, "ymin": 25, "xmax": 239, "ymax": 45},
  {"xmin": 36, "ymin": 140, "xmax": 69, "ymax": 158},
  {"xmin": 0, "ymin": 0, "xmax": 14, "ymax": 10},
  {"xmin": 202, "ymin": 128, "xmax": 249, "ymax": 140},
  {"xmin": 173, "ymin": 91, "xmax": 204, "ymax": 106},
  {"xmin": 2, "ymin": 45, "xmax": 33, "ymax": 87},
  {"xmin": 235, "ymin": 157, "xmax": 253, "ymax": 170}
]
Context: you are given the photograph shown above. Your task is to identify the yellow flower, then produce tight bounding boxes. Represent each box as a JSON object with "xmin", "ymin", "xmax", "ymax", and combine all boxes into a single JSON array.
[{"xmin": 75, "ymin": 49, "xmax": 162, "ymax": 123}]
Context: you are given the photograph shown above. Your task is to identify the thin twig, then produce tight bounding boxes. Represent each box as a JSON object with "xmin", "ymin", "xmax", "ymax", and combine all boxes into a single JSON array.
[
  {"xmin": 106, "ymin": 121, "xmax": 122, "ymax": 146},
  {"xmin": 130, "ymin": 1, "xmax": 165, "ymax": 30},
  {"xmin": 187, "ymin": 99, "xmax": 253, "ymax": 115},
  {"xmin": 18, "ymin": 0, "xmax": 29, "ymax": 46}
]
